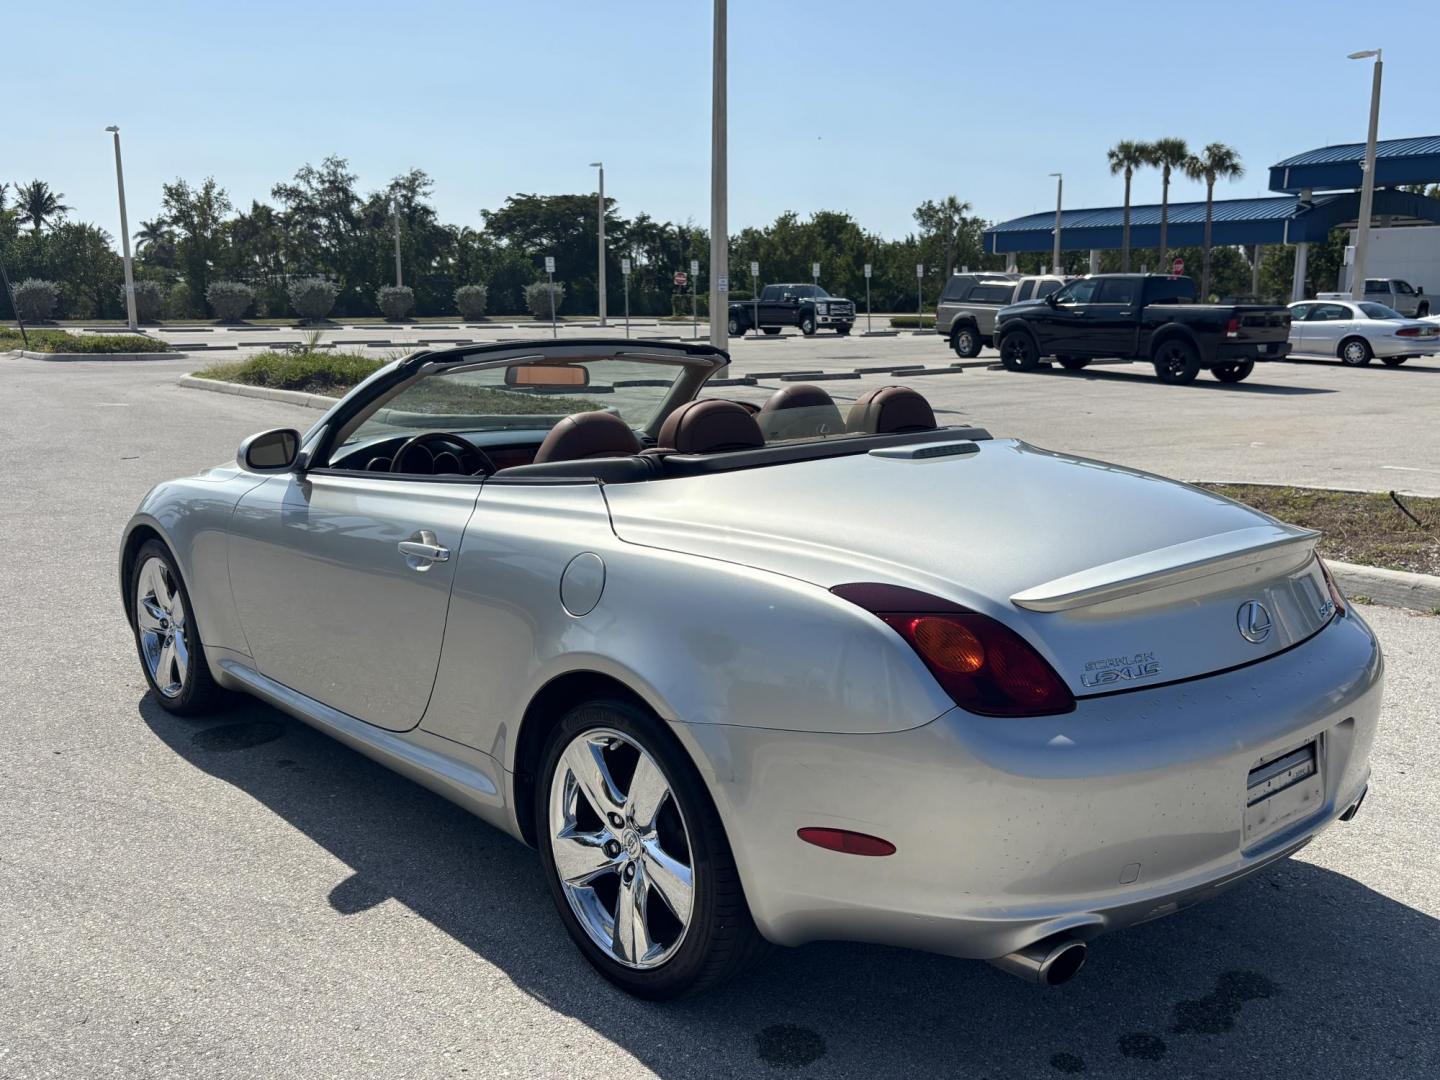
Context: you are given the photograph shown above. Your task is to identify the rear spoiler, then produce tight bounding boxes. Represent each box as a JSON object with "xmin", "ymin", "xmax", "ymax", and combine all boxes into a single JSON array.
[{"xmin": 1010, "ymin": 525, "xmax": 1320, "ymax": 613}]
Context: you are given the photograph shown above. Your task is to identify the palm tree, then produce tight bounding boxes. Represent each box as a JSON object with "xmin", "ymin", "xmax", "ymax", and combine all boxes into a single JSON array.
[
  {"xmin": 1107, "ymin": 141, "xmax": 1151, "ymax": 273},
  {"xmin": 1183, "ymin": 143, "xmax": 1245, "ymax": 297},
  {"xmin": 12, "ymin": 179, "xmax": 72, "ymax": 234},
  {"xmin": 1145, "ymin": 138, "xmax": 1190, "ymax": 270}
]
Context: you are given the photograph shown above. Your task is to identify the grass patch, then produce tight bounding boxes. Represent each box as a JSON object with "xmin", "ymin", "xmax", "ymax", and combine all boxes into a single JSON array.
[
  {"xmin": 889, "ymin": 315, "xmax": 936, "ymax": 329},
  {"xmin": 194, "ymin": 350, "xmax": 384, "ymax": 395},
  {"xmin": 1204, "ymin": 484, "xmax": 1440, "ymax": 577},
  {"xmin": 1, "ymin": 327, "xmax": 172, "ymax": 354}
]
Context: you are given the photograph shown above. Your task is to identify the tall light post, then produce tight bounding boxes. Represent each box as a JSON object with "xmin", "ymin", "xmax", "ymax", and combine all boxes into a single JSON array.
[
  {"xmin": 1049, "ymin": 172, "xmax": 1063, "ymax": 276},
  {"xmin": 1347, "ymin": 49, "xmax": 1383, "ymax": 297},
  {"xmin": 709, "ymin": 0, "xmax": 728, "ymax": 350},
  {"xmin": 392, "ymin": 196, "xmax": 403, "ymax": 288},
  {"xmin": 105, "ymin": 126, "xmax": 138, "ymax": 331},
  {"xmin": 590, "ymin": 162, "xmax": 607, "ymax": 326}
]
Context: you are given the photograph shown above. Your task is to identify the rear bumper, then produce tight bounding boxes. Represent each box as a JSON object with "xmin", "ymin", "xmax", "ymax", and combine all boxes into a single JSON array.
[
  {"xmin": 1217, "ymin": 340, "xmax": 1290, "ymax": 362},
  {"xmin": 680, "ymin": 609, "xmax": 1381, "ymax": 960}
]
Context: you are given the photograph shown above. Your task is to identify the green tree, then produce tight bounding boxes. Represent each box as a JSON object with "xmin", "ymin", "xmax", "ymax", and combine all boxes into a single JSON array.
[
  {"xmin": 1184, "ymin": 143, "xmax": 1245, "ymax": 297},
  {"xmin": 160, "ymin": 177, "xmax": 233, "ymax": 305},
  {"xmin": 12, "ymin": 180, "xmax": 72, "ymax": 234},
  {"xmin": 1107, "ymin": 140, "xmax": 1151, "ymax": 272},
  {"xmin": 1145, "ymin": 138, "xmax": 1190, "ymax": 269},
  {"xmin": 913, "ymin": 196, "xmax": 980, "ymax": 279}
]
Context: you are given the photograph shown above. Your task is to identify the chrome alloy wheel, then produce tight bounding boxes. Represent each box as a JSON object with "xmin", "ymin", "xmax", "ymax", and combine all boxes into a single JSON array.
[
  {"xmin": 548, "ymin": 728, "xmax": 695, "ymax": 969},
  {"xmin": 135, "ymin": 556, "xmax": 189, "ymax": 698}
]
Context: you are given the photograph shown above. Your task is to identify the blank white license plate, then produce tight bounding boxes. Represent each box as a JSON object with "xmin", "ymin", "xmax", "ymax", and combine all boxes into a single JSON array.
[{"xmin": 1243, "ymin": 741, "xmax": 1323, "ymax": 845}]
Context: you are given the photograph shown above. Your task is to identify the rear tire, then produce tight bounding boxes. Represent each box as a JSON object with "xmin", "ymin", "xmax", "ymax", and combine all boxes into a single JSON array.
[
  {"xmin": 535, "ymin": 698, "xmax": 769, "ymax": 1000},
  {"xmin": 1152, "ymin": 338, "xmax": 1201, "ymax": 383},
  {"xmin": 1057, "ymin": 356, "xmax": 1090, "ymax": 371},
  {"xmin": 1212, "ymin": 360, "xmax": 1254, "ymax": 383},
  {"xmin": 1339, "ymin": 337, "xmax": 1373, "ymax": 366},
  {"xmin": 999, "ymin": 330, "xmax": 1041, "ymax": 372},
  {"xmin": 1382, "ymin": 356, "xmax": 1409, "ymax": 367},
  {"xmin": 952, "ymin": 325, "xmax": 983, "ymax": 358},
  {"xmin": 129, "ymin": 539, "xmax": 227, "ymax": 716}
]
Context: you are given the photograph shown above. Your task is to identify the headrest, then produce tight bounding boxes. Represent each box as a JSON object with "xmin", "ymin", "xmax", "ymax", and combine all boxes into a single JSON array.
[
  {"xmin": 845, "ymin": 386, "xmax": 937, "ymax": 434},
  {"xmin": 532, "ymin": 411, "xmax": 641, "ymax": 464},
  {"xmin": 756, "ymin": 383, "xmax": 845, "ymax": 440},
  {"xmin": 657, "ymin": 399, "xmax": 766, "ymax": 454}
]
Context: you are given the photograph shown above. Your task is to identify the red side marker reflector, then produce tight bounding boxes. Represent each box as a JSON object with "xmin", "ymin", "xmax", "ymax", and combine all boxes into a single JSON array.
[{"xmin": 798, "ymin": 827, "xmax": 896, "ymax": 857}]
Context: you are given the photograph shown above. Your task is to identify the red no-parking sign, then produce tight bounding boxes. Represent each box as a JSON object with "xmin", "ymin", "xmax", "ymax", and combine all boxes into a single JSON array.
[
  {"xmin": 673, "ymin": 271, "xmax": 687, "ymax": 287},
  {"xmin": 1171, "ymin": 258, "xmax": 1184, "ymax": 275}
]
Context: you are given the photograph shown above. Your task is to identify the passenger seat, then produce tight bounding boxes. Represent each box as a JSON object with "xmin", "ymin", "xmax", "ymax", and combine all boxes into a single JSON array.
[
  {"xmin": 755, "ymin": 384, "xmax": 845, "ymax": 441},
  {"xmin": 532, "ymin": 411, "xmax": 642, "ymax": 464},
  {"xmin": 654, "ymin": 399, "xmax": 765, "ymax": 454},
  {"xmin": 845, "ymin": 386, "xmax": 937, "ymax": 434}
]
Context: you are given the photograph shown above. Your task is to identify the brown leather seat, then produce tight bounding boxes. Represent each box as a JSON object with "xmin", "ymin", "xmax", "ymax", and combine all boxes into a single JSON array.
[
  {"xmin": 656, "ymin": 399, "xmax": 765, "ymax": 454},
  {"xmin": 532, "ymin": 411, "xmax": 642, "ymax": 464},
  {"xmin": 755, "ymin": 383, "xmax": 845, "ymax": 441},
  {"xmin": 845, "ymin": 386, "xmax": 937, "ymax": 434}
]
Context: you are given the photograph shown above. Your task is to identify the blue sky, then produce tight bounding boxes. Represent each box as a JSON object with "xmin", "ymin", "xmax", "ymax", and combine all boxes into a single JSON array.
[{"xmin": 10, "ymin": 0, "xmax": 1437, "ymax": 245}]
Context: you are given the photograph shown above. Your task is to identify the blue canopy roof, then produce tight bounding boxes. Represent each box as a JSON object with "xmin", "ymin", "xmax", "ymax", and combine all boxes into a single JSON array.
[
  {"xmin": 1269, "ymin": 135, "xmax": 1440, "ymax": 193},
  {"xmin": 983, "ymin": 189, "xmax": 1440, "ymax": 254}
]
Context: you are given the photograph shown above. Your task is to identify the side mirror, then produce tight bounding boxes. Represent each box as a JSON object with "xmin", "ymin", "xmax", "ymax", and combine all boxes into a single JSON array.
[
  {"xmin": 1045, "ymin": 293, "xmax": 1059, "ymax": 307},
  {"xmin": 237, "ymin": 428, "xmax": 301, "ymax": 473}
]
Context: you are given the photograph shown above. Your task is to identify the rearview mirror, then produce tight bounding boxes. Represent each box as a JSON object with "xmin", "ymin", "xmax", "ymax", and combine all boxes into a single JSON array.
[
  {"xmin": 237, "ymin": 428, "xmax": 300, "ymax": 473},
  {"xmin": 505, "ymin": 363, "xmax": 590, "ymax": 388}
]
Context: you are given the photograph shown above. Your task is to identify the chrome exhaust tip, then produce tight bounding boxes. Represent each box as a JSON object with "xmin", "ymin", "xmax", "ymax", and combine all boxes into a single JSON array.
[{"xmin": 988, "ymin": 937, "xmax": 1088, "ymax": 986}]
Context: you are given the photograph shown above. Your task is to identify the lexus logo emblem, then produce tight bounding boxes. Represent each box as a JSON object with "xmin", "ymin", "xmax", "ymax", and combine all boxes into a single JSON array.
[{"xmin": 1237, "ymin": 600, "xmax": 1273, "ymax": 644}]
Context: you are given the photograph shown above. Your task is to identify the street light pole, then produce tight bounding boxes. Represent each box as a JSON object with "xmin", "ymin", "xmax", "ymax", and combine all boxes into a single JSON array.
[
  {"xmin": 106, "ymin": 126, "xmax": 138, "ymax": 331},
  {"xmin": 590, "ymin": 162, "xmax": 607, "ymax": 326},
  {"xmin": 392, "ymin": 197, "xmax": 403, "ymax": 288},
  {"xmin": 1347, "ymin": 49, "xmax": 1383, "ymax": 297},
  {"xmin": 1049, "ymin": 172, "xmax": 1063, "ymax": 276},
  {"xmin": 709, "ymin": 0, "xmax": 728, "ymax": 350}
]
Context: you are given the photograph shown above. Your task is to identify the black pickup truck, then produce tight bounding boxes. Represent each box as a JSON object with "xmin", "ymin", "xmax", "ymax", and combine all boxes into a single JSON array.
[
  {"xmin": 993, "ymin": 274, "xmax": 1291, "ymax": 384},
  {"xmin": 728, "ymin": 284, "xmax": 856, "ymax": 337}
]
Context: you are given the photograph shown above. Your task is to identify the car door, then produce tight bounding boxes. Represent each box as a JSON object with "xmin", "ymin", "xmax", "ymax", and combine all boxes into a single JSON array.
[
  {"xmin": 227, "ymin": 472, "xmax": 480, "ymax": 731},
  {"xmin": 1287, "ymin": 303, "xmax": 1316, "ymax": 351},
  {"xmin": 1078, "ymin": 277, "xmax": 1141, "ymax": 356},
  {"xmin": 759, "ymin": 286, "xmax": 789, "ymax": 326},
  {"xmin": 1303, "ymin": 303, "xmax": 1354, "ymax": 356},
  {"xmin": 1041, "ymin": 277, "xmax": 1101, "ymax": 354}
]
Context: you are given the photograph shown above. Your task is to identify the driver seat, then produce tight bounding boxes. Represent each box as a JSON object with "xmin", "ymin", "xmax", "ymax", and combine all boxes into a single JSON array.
[{"xmin": 533, "ymin": 411, "xmax": 642, "ymax": 464}]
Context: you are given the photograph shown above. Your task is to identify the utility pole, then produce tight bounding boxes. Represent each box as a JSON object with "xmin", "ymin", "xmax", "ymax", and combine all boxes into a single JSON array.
[
  {"xmin": 1347, "ymin": 49, "xmax": 1383, "ymax": 296},
  {"xmin": 106, "ymin": 126, "xmax": 138, "ymax": 331},
  {"xmin": 709, "ymin": 0, "xmax": 728, "ymax": 350}
]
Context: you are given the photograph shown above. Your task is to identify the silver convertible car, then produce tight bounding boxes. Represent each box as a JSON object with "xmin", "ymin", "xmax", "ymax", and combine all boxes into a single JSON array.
[{"xmin": 122, "ymin": 339, "xmax": 1381, "ymax": 997}]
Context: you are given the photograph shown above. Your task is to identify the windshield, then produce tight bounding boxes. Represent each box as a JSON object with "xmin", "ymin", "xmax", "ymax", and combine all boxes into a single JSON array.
[
  {"xmin": 787, "ymin": 285, "xmax": 829, "ymax": 299},
  {"xmin": 1358, "ymin": 302, "xmax": 1404, "ymax": 320},
  {"xmin": 341, "ymin": 357, "xmax": 687, "ymax": 448}
]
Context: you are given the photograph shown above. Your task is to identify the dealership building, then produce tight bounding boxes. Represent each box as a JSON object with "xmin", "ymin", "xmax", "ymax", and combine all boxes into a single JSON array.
[{"xmin": 983, "ymin": 135, "xmax": 1440, "ymax": 301}]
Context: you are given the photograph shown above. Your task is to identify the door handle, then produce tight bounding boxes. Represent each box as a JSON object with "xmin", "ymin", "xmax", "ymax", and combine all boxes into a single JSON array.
[{"xmin": 399, "ymin": 530, "xmax": 450, "ymax": 566}]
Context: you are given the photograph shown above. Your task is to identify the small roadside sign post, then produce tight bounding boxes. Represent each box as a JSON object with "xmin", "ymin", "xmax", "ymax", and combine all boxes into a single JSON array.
[
  {"xmin": 544, "ymin": 256, "xmax": 556, "ymax": 338},
  {"xmin": 864, "ymin": 263, "xmax": 872, "ymax": 334},
  {"xmin": 690, "ymin": 258, "xmax": 700, "ymax": 339},
  {"xmin": 621, "ymin": 257, "xmax": 632, "ymax": 338},
  {"xmin": 812, "ymin": 261, "xmax": 820, "ymax": 288},
  {"xmin": 1171, "ymin": 257, "xmax": 1185, "ymax": 276},
  {"xmin": 916, "ymin": 263, "xmax": 925, "ymax": 329},
  {"xmin": 750, "ymin": 260, "xmax": 760, "ymax": 337}
]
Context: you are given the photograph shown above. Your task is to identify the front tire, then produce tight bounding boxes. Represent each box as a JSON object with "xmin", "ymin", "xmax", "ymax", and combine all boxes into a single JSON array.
[
  {"xmin": 998, "ymin": 330, "xmax": 1041, "ymax": 371},
  {"xmin": 536, "ymin": 698, "xmax": 768, "ymax": 999},
  {"xmin": 835, "ymin": 325, "xmax": 851, "ymax": 337},
  {"xmin": 799, "ymin": 313, "xmax": 816, "ymax": 336},
  {"xmin": 952, "ymin": 325, "xmax": 983, "ymax": 358},
  {"xmin": 129, "ymin": 539, "xmax": 226, "ymax": 715},
  {"xmin": 1152, "ymin": 338, "xmax": 1201, "ymax": 383},
  {"xmin": 1212, "ymin": 360, "xmax": 1254, "ymax": 383},
  {"xmin": 727, "ymin": 314, "xmax": 744, "ymax": 337},
  {"xmin": 1340, "ymin": 337, "xmax": 1373, "ymax": 366}
]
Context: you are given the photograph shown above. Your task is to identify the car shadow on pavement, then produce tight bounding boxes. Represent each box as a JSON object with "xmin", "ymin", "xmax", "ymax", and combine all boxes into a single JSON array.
[
  {"xmin": 1284, "ymin": 356, "xmax": 1440, "ymax": 373},
  {"xmin": 140, "ymin": 695, "xmax": 1440, "ymax": 1079},
  {"xmin": 1036, "ymin": 367, "xmax": 1336, "ymax": 394}
]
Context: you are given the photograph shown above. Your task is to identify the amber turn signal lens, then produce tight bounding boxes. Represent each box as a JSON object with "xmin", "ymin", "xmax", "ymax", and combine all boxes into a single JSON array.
[{"xmin": 910, "ymin": 616, "xmax": 985, "ymax": 673}]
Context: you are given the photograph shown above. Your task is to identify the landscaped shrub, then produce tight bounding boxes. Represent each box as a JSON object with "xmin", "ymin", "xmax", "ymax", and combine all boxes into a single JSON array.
[
  {"xmin": 376, "ymin": 285, "xmax": 415, "ymax": 320},
  {"xmin": 454, "ymin": 284, "xmax": 488, "ymax": 320},
  {"xmin": 525, "ymin": 281, "xmax": 565, "ymax": 319},
  {"xmin": 126, "ymin": 280, "xmax": 167, "ymax": 322},
  {"xmin": 670, "ymin": 293, "xmax": 708, "ymax": 318},
  {"xmin": 11, "ymin": 279, "xmax": 59, "ymax": 322},
  {"xmin": 289, "ymin": 277, "xmax": 342, "ymax": 322},
  {"xmin": 206, "ymin": 280, "xmax": 254, "ymax": 321},
  {"xmin": 167, "ymin": 282, "xmax": 196, "ymax": 319},
  {"xmin": 0, "ymin": 327, "xmax": 171, "ymax": 354}
]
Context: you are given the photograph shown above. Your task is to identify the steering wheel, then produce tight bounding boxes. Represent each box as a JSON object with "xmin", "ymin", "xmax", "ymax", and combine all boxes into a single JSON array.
[{"xmin": 391, "ymin": 432, "xmax": 496, "ymax": 476}]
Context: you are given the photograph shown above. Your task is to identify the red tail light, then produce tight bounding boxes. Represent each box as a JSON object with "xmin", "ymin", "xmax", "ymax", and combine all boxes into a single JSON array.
[
  {"xmin": 797, "ymin": 827, "xmax": 896, "ymax": 856},
  {"xmin": 1395, "ymin": 326, "xmax": 1421, "ymax": 337},
  {"xmin": 831, "ymin": 583, "xmax": 1075, "ymax": 717},
  {"xmin": 1317, "ymin": 556, "xmax": 1347, "ymax": 616},
  {"xmin": 1225, "ymin": 316, "xmax": 1241, "ymax": 338}
]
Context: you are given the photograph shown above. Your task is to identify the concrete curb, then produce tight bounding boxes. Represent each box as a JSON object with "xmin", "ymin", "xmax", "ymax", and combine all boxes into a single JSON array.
[
  {"xmin": 178, "ymin": 374, "xmax": 339, "ymax": 411},
  {"xmin": 15, "ymin": 349, "xmax": 177, "ymax": 362},
  {"xmin": 1328, "ymin": 560, "xmax": 1440, "ymax": 613}
]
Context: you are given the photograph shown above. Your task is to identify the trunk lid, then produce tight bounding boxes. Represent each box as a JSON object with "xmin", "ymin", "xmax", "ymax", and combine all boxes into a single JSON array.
[{"xmin": 603, "ymin": 438, "xmax": 1336, "ymax": 697}]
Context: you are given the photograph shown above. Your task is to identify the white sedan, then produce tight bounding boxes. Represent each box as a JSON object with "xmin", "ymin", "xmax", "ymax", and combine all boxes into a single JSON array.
[{"xmin": 1288, "ymin": 299, "xmax": 1440, "ymax": 366}]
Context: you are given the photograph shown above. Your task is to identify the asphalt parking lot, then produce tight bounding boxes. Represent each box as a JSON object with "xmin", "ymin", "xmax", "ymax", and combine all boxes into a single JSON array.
[{"xmin": 2, "ymin": 350, "xmax": 1439, "ymax": 1079}]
